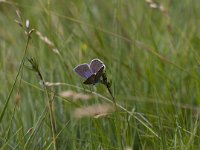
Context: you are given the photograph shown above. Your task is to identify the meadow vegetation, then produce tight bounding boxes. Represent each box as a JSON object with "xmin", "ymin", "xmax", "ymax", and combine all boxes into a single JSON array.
[{"xmin": 0, "ymin": 0, "xmax": 200, "ymax": 149}]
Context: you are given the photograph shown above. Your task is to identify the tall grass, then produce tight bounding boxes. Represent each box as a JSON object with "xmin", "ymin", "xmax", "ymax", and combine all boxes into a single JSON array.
[{"xmin": 0, "ymin": 0, "xmax": 200, "ymax": 149}]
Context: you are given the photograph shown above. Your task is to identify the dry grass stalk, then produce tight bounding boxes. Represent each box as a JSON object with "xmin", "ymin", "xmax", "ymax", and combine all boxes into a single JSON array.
[
  {"xmin": 36, "ymin": 31, "xmax": 60, "ymax": 55},
  {"xmin": 45, "ymin": 82, "xmax": 63, "ymax": 87},
  {"xmin": 73, "ymin": 103, "xmax": 115, "ymax": 118},
  {"xmin": 60, "ymin": 90, "xmax": 91, "ymax": 101}
]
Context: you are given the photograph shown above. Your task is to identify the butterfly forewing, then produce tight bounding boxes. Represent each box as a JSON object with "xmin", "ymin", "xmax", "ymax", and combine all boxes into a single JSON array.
[
  {"xmin": 90, "ymin": 59, "xmax": 105, "ymax": 74},
  {"xmin": 74, "ymin": 64, "xmax": 92, "ymax": 79}
]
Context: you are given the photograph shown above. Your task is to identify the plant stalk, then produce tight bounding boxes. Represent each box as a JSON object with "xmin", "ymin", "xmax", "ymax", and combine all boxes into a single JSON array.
[{"xmin": 0, "ymin": 36, "xmax": 31, "ymax": 123}]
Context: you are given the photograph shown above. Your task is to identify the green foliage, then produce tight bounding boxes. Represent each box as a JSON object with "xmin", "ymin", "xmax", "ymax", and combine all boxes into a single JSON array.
[{"xmin": 0, "ymin": 0, "xmax": 200, "ymax": 149}]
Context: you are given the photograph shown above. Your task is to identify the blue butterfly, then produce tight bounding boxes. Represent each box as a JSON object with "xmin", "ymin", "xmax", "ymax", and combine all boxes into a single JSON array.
[{"xmin": 74, "ymin": 59, "xmax": 105, "ymax": 85}]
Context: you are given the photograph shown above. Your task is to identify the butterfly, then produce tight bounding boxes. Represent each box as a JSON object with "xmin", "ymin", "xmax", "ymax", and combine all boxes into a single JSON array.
[{"xmin": 74, "ymin": 59, "xmax": 105, "ymax": 85}]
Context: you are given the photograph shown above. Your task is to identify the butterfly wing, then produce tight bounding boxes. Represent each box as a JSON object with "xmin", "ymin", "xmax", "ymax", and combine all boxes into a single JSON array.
[
  {"xmin": 84, "ymin": 65, "xmax": 105, "ymax": 85},
  {"xmin": 94, "ymin": 66, "xmax": 104, "ymax": 83},
  {"xmin": 74, "ymin": 59, "xmax": 105, "ymax": 85},
  {"xmin": 90, "ymin": 59, "xmax": 105, "ymax": 74},
  {"xmin": 83, "ymin": 74, "xmax": 96, "ymax": 85},
  {"xmin": 73, "ymin": 63, "xmax": 92, "ymax": 79}
]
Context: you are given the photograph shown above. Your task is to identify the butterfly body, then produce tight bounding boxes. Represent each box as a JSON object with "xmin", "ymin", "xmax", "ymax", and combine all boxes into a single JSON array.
[{"xmin": 74, "ymin": 59, "xmax": 105, "ymax": 85}]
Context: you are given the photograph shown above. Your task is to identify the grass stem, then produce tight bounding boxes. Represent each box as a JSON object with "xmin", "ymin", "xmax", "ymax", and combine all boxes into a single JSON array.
[{"xmin": 0, "ymin": 35, "xmax": 31, "ymax": 123}]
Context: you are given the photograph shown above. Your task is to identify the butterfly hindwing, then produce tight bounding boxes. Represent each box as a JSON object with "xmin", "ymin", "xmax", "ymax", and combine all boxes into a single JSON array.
[
  {"xmin": 83, "ymin": 66, "xmax": 105, "ymax": 85},
  {"xmin": 94, "ymin": 66, "xmax": 104, "ymax": 83},
  {"xmin": 83, "ymin": 74, "xmax": 96, "ymax": 85}
]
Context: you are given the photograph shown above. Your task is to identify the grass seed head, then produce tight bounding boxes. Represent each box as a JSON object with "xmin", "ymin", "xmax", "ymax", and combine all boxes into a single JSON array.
[
  {"xmin": 73, "ymin": 103, "xmax": 115, "ymax": 118},
  {"xmin": 60, "ymin": 90, "xmax": 91, "ymax": 101}
]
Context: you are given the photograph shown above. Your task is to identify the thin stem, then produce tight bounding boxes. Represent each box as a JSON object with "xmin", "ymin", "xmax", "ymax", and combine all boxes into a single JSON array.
[
  {"xmin": 106, "ymin": 84, "xmax": 115, "ymax": 102},
  {"xmin": 39, "ymin": 74, "xmax": 57, "ymax": 150},
  {"xmin": 28, "ymin": 58, "xmax": 57, "ymax": 150},
  {"xmin": 46, "ymin": 90, "xmax": 57, "ymax": 150},
  {"xmin": 0, "ymin": 36, "xmax": 31, "ymax": 123},
  {"xmin": 24, "ymin": 106, "xmax": 48, "ymax": 149},
  {"xmin": 102, "ymin": 72, "xmax": 116, "ymax": 104},
  {"xmin": 6, "ymin": 104, "xmax": 17, "ymax": 141}
]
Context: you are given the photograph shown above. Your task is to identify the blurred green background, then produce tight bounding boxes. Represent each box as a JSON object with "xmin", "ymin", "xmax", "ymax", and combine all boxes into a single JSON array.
[{"xmin": 0, "ymin": 0, "xmax": 200, "ymax": 149}]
